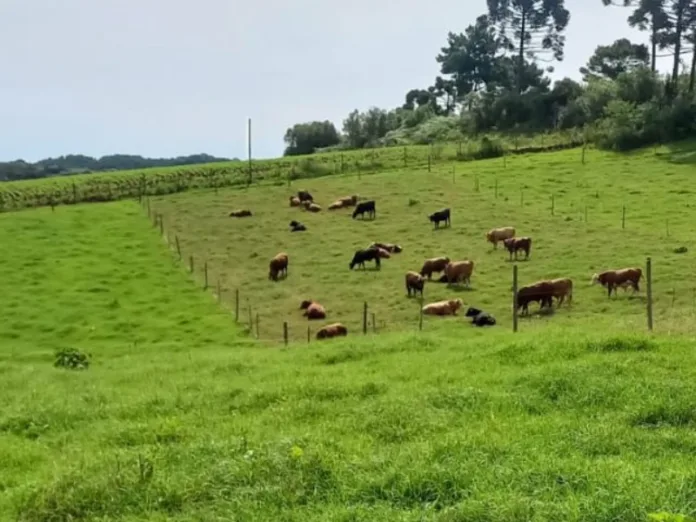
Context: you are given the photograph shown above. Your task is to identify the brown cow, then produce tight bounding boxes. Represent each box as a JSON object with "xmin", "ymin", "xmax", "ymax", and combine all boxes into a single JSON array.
[
  {"xmin": 591, "ymin": 267, "xmax": 642, "ymax": 297},
  {"xmin": 370, "ymin": 242, "xmax": 402, "ymax": 253},
  {"xmin": 516, "ymin": 280, "xmax": 555, "ymax": 315},
  {"xmin": 405, "ymin": 271, "xmax": 425, "ymax": 297},
  {"xmin": 445, "ymin": 260, "xmax": 474, "ymax": 287},
  {"xmin": 420, "ymin": 256, "xmax": 450, "ymax": 279},
  {"xmin": 300, "ymin": 300, "xmax": 326, "ymax": 320},
  {"xmin": 268, "ymin": 253, "xmax": 289, "ymax": 281},
  {"xmin": 303, "ymin": 202, "xmax": 321, "ymax": 212},
  {"xmin": 229, "ymin": 209, "xmax": 252, "ymax": 217},
  {"xmin": 297, "ymin": 190, "xmax": 313, "ymax": 202},
  {"xmin": 316, "ymin": 323, "xmax": 348, "ymax": 340},
  {"xmin": 376, "ymin": 248, "xmax": 391, "ymax": 259},
  {"xmin": 486, "ymin": 226, "xmax": 515, "ymax": 248},
  {"xmin": 503, "ymin": 236, "xmax": 532, "ymax": 260},
  {"xmin": 289, "ymin": 196, "xmax": 301, "ymax": 207},
  {"xmin": 549, "ymin": 278, "xmax": 573, "ymax": 305},
  {"xmin": 422, "ymin": 298, "xmax": 463, "ymax": 316},
  {"xmin": 328, "ymin": 200, "xmax": 344, "ymax": 210},
  {"xmin": 338, "ymin": 195, "xmax": 358, "ymax": 207}
]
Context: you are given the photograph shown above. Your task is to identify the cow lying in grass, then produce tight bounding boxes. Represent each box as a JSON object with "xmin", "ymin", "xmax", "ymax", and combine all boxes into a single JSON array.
[
  {"xmin": 465, "ymin": 307, "xmax": 496, "ymax": 326},
  {"xmin": 289, "ymin": 220, "xmax": 306, "ymax": 231},
  {"xmin": 229, "ymin": 209, "xmax": 252, "ymax": 217},
  {"xmin": 316, "ymin": 323, "xmax": 347, "ymax": 340},
  {"xmin": 422, "ymin": 298, "xmax": 463, "ymax": 316},
  {"xmin": 300, "ymin": 300, "xmax": 326, "ymax": 319}
]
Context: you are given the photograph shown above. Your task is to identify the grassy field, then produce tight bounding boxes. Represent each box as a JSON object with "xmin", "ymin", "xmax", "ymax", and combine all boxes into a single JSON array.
[
  {"xmin": 152, "ymin": 142, "xmax": 696, "ymax": 343},
  {"xmin": 0, "ymin": 131, "xmax": 580, "ymax": 212},
  {"xmin": 3, "ymin": 142, "xmax": 696, "ymax": 521}
]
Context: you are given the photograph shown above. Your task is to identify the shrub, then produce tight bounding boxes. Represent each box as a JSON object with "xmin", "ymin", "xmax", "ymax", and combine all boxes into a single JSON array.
[{"xmin": 54, "ymin": 348, "xmax": 91, "ymax": 370}]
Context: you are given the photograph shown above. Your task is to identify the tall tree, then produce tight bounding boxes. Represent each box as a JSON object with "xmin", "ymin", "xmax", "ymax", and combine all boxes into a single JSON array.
[
  {"xmin": 580, "ymin": 38, "xmax": 650, "ymax": 80},
  {"xmin": 283, "ymin": 121, "xmax": 340, "ymax": 156},
  {"xmin": 486, "ymin": 0, "xmax": 570, "ymax": 93}
]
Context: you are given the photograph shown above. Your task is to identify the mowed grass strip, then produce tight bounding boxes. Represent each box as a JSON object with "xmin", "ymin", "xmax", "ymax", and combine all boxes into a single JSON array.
[{"xmin": 154, "ymin": 143, "xmax": 696, "ymax": 342}]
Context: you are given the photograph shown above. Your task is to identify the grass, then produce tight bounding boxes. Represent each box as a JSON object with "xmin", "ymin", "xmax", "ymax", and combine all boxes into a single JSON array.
[
  {"xmin": 152, "ymin": 141, "xmax": 696, "ymax": 342},
  {"xmin": 3, "ymin": 142, "xmax": 696, "ymax": 520},
  {"xmin": 0, "ymin": 130, "xmax": 581, "ymax": 212}
]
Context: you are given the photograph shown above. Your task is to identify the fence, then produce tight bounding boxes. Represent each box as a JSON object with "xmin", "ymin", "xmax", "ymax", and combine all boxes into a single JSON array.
[{"xmin": 0, "ymin": 131, "xmax": 589, "ymax": 213}]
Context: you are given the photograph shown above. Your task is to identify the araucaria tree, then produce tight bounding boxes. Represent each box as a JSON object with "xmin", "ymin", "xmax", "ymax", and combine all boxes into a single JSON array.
[{"xmin": 486, "ymin": 0, "xmax": 570, "ymax": 93}]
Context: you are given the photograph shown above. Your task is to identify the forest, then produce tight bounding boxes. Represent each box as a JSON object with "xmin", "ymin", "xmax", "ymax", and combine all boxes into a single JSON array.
[{"xmin": 283, "ymin": 0, "xmax": 696, "ymax": 156}]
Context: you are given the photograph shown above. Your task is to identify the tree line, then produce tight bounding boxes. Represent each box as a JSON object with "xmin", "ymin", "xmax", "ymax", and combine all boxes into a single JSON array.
[
  {"xmin": 283, "ymin": 0, "xmax": 696, "ymax": 156},
  {"xmin": 0, "ymin": 153, "xmax": 235, "ymax": 182}
]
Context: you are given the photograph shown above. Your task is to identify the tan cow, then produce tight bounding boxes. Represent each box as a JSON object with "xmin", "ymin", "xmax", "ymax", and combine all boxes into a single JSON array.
[
  {"xmin": 376, "ymin": 248, "xmax": 391, "ymax": 259},
  {"xmin": 549, "ymin": 277, "xmax": 573, "ymax": 305},
  {"xmin": 405, "ymin": 271, "xmax": 425, "ymax": 297},
  {"xmin": 338, "ymin": 195, "xmax": 358, "ymax": 207},
  {"xmin": 422, "ymin": 298, "xmax": 463, "ymax": 316},
  {"xmin": 420, "ymin": 256, "xmax": 450, "ymax": 279},
  {"xmin": 486, "ymin": 226, "xmax": 515, "ymax": 248},
  {"xmin": 503, "ymin": 236, "xmax": 532, "ymax": 260},
  {"xmin": 268, "ymin": 252, "xmax": 289, "ymax": 281},
  {"xmin": 591, "ymin": 267, "xmax": 642, "ymax": 297},
  {"xmin": 304, "ymin": 202, "xmax": 321, "ymax": 212},
  {"xmin": 316, "ymin": 323, "xmax": 348, "ymax": 340},
  {"xmin": 328, "ymin": 201, "xmax": 344, "ymax": 210},
  {"xmin": 300, "ymin": 300, "xmax": 326, "ymax": 320},
  {"xmin": 445, "ymin": 260, "xmax": 474, "ymax": 287},
  {"xmin": 289, "ymin": 196, "xmax": 301, "ymax": 207},
  {"xmin": 370, "ymin": 242, "xmax": 402, "ymax": 253}
]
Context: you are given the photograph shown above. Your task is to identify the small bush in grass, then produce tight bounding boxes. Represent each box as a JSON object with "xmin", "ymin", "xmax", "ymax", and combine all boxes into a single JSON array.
[
  {"xmin": 673, "ymin": 246, "xmax": 688, "ymax": 254},
  {"xmin": 54, "ymin": 348, "xmax": 91, "ymax": 370}
]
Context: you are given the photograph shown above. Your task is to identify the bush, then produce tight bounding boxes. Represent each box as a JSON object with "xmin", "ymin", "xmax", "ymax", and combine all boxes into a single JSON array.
[
  {"xmin": 54, "ymin": 348, "xmax": 91, "ymax": 370},
  {"xmin": 472, "ymin": 136, "xmax": 504, "ymax": 160}
]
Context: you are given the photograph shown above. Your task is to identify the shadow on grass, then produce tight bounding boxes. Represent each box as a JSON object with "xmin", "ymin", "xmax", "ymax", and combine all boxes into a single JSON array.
[{"xmin": 654, "ymin": 140, "xmax": 696, "ymax": 165}]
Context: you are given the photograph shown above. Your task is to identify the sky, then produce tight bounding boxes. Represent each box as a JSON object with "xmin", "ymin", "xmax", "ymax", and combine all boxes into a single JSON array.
[{"xmin": 0, "ymin": 0, "xmax": 674, "ymax": 162}]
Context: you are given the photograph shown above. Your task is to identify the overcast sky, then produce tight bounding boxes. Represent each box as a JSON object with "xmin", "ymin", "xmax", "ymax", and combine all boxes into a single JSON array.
[{"xmin": 0, "ymin": 0, "xmax": 672, "ymax": 162}]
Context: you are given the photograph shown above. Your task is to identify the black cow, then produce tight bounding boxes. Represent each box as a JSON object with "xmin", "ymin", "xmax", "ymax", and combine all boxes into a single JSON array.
[
  {"xmin": 297, "ymin": 190, "xmax": 313, "ymax": 202},
  {"xmin": 429, "ymin": 208, "xmax": 450, "ymax": 229},
  {"xmin": 465, "ymin": 307, "xmax": 496, "ymax": 326},
  {"xmin": 352, "ymin": 200, "xmax": 376, "ymax": 220},
  {"xmin": 349, "ymin": 247, "xmax": 381, "ymax": 270},
  {"xmin": 289, "ymin": 220, "xmax": 306, "ymax": 232}
]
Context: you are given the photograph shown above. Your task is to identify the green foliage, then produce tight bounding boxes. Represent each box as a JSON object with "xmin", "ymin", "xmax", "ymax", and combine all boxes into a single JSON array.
[
  {"xmin": 581, "ymin": 38, "xmax": 650, "ymax": 80},
  {"xmin": 283, "ymin": 121, "xmax": 340, "ymax": 156},
  {"xmin": 54, "ymin": 348, "xmax": 91, "ymax": 370}
]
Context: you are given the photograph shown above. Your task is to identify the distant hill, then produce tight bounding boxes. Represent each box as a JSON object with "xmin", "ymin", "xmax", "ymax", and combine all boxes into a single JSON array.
[{"xmin": 0, "ymin": 153, "xmax": 238, "ymax": 182}]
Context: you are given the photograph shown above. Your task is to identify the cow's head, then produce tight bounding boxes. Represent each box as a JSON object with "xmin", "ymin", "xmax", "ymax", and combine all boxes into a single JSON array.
[{"xmin": 590, "ymin": 273, "xmax": 600, "ymax": 285}]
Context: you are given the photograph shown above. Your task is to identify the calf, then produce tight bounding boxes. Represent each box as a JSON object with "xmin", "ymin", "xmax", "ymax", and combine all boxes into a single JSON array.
[
  {"xmin": 289, "ymin": 220, "xmax": 306, "ymax": 232},
  {"xmin": 465, "ymin": 307, "xmax": 496, "ymax": 326},
  {"xmin": 352, "ymin": 200, "xmax": 376, "ymax": 220},
  {"xmin": 229, "ymin": 209, "xmax": 252, "ymax": 217},
  {"xmin": 349, "ymin": 247, "xmax": 381, "ymax": 270},
  {"xmin": 486, "ymin": 226, "xmax": 515, "ymax": 248},
  {"xmin": 516, "ymin": 280, "xmax": 554, "ymax": 315},
  {"xmin": 444, "ymin": 260, "xmax": 474, "ymax": 287},
  {"xmin": 300, "ymin": 300, "xmax": 326, "ymax": 320},
  {"xmin": 268, "ymin": 252, "xmax": 289, "ymax": 281},
  {"xmin": 316, "ymin": 323, "xmax": 348, "ymax": 340},
  {"xmin": 591, "ymin": 267, "xmax": 642, "ymax": 297},
  {"xmin": 503, "ymin": 236, "xmax": 532, "ymax": 260},
  {"xmin": 422, "ymin": 298, "xmax": 463, "ymax": 316},
  {"xmin": 405, "ymin": 271, "xmax": 425, "ymax": 297},
  {"xmin": 420, "ymin": 256, "xmax": 450, "ymax": 279},
  {"xmin": 429, "ymin": 208, "xmax": 451, "ymax": 229}
]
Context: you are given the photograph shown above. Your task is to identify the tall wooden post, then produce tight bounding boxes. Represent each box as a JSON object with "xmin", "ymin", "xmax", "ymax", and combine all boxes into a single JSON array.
[
  {"xmin": 647, "ymin": 257, "xmax": 653, "ymax": 331},
  {"xmin": 512, "ymin": 264, "xmax": 519, "ymax": 332}
]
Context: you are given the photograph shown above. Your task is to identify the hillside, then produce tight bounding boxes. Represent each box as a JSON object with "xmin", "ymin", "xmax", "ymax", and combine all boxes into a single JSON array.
[{"xmin": 1, "ymin": 141, "xmax": 696, "ymax": 521}]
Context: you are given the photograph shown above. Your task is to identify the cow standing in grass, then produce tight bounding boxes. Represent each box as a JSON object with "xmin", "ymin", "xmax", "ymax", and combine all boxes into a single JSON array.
[
  {"xmin": 349, "ymin": 247, "xmax": 381, "ymax": 270},
  {"xmin": 516, "ymin": 281, "xmax": 555, "ymax": 315},
  {"xmin": 429, "ymin": 208, "xmax": 451, "ymax": 229},
  {"xmin": 405, "ymin": 271, "xmax": 425, "ymax": 297},
  {"xmin": 503, "ymin": 237, "xmax": 532, "ymax": 260},
  {"xmin": 591, "ymin": 267, "xmax": 642, "ymax": 297},
  {"xmin": 297, "ymin": 190, "xmax": 313, "ymax": 202},
  {"xmin": 549, "ymin": 278, "xmax": 573, "ymax": 305},
  {"xmin": 486, "ymin": 226, "xmax": 515, "ymax": 248},
  {"xmin": 300, "ymin": 300, "xmax": 326, "ymax": 319},
  {"xmin": 352, "ymin": 200, "xmax": 376, "ymax": 220},
  {"xmin": 268, "ymin": 253, "xmax": 289, "ymax": 281},
  {"xmin": 444, "ymin": 260, "xmax": 474, "ymax": 287},
  {"xmin": 420, "ymin": 257, "xmax": 450, "ymax": 280}
]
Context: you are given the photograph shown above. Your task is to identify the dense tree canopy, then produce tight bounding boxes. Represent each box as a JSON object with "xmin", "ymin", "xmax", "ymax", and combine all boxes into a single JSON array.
[{"xmin": 283, "ymin": 121, "xmax": 340, "ymax": 156}]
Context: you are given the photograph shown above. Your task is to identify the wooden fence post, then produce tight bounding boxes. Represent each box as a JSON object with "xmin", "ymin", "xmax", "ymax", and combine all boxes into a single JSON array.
[
  {"xmin": 622, "ymin": 205, "xmax": 626, "ymax": 229},
  {"xmin": 204, "ymin": 262, "xmax": 208, "ymax": 289},
  {"xmin": 235, "ymin": 289, "xmax": 239, "ymax": 322},
  {"xmin": 494, "ymin": 178, "xmax": 498, "ymax": 198},
  {"xmin": 551, "ymin": 194, "xmax": 555, "ymax": 216},
  {"xmin": 255, "ymin": 313, "xmax": 259, "ymax": 339},
  {"xmin": 175, "ymin": 235, "xmax": 181, "ymax": 260},
  {"xmin": 581, "ymin": 145, "xmax": 586, "ymax": 165},
  {"xmin": 403, "ymin": 146, "xmax": 407, "ymax": 166},
  {"xmin": 428, "ymin": 154, "xmax": 431, "ymax": 172},
  {"xmin": 452, "ymin": 166, "xmax": 455, "ymax": 184},
  {"xmin": 372, "ymin": 312, "xmax": 376, "ymax": 333},
  {"xmin": 363, "ymin": 302, "xmax": 368, "ymax": 334},
  {"xmin": 247, "ymin": 303, "xmax": 252, "ymax": 332},
  {"xmin": 189, "ymin": 255, "xmax": 194, "ymax": 273},
  {"xmin": 647, "ymin": 257, "xmax": 653, "ymax": 331},
  {"xmin": 217, "ymin": 279, "xmax": 221, "ymax": 303},
  {"xmin": 419, "ymin": 296, "xmax": 424, "ymax": 331},
  {"xmin": 520, "ymin": 189, "xmax": 523, "ymax": 207},
  {"xmin": 147, "ymin": 199, "xmax": 151, "ymax": 218},
  {"xmin": 307, "ymin": 325, "xmax": 310, "ymax": 343},
  {"xmin": 283, "ymin": 322, "xmax": 288, "ymax": 346},
  {"xmin": 159, "ymin": 215, "xmax": 164, "ymax": 236},
  {"xmin": 512, "ymin": 264, "xmax": 519, "ymax": 332}
]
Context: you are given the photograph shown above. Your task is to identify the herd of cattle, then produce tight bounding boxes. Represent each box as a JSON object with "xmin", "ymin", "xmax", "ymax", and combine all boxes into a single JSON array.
[{"xmin": 230, "ymin": 190, "xmax": 645, "ymax": 340}]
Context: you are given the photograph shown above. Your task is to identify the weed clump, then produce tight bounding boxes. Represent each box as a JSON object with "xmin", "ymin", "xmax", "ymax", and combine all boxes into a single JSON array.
[{"xmin": 54, "ymin": 348, "xmax": 91, "ymax": 370}]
